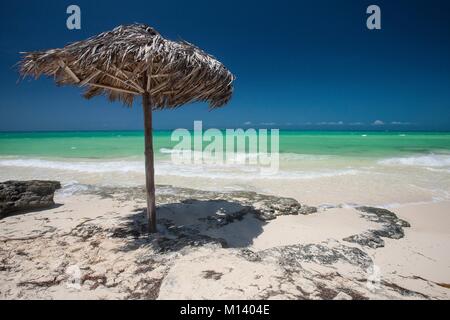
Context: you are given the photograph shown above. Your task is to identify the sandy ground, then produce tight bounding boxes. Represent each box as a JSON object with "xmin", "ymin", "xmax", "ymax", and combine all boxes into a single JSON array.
[
  {"xmin": 372, "ymin": 202, "xmax": 450, "ymax": 289},
  {"xmin": 0, "ymin": 187, "xmax": 449, "ymax": 300}
]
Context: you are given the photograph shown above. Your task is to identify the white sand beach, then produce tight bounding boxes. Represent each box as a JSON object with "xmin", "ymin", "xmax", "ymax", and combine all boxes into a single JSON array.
[{"xmin": 1, "ymin": 185, "xmax": 449, "ymax": 300}]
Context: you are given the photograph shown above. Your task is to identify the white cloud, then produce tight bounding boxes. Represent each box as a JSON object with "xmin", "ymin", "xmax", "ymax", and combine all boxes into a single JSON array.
[
  {"xmin": 391, "ymin": 121, "xmax": 411, "ymax": 125},
  {"xmin": 372, "ymin": 120, "xmax": 384, "ymax": 126},
  {"xmin": 317, "ymin": 121, "xmax": 344, "ymax": 125},
  {"xmin": 349, "ymin": 122, "xmax": 364, "ymax": 126},
  {"xmin": 260, "ymin": 122, "xmax": 276, "ymax": 126},
  {"xmin": 243, "ymin": 121, "xmax": 252, "ymax": 125}
]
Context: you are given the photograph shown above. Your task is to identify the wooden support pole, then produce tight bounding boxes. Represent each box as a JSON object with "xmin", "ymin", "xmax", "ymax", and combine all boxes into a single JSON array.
[{"xmin": 142, "ymin": 76, "xmax": 157, "ymax": 233}]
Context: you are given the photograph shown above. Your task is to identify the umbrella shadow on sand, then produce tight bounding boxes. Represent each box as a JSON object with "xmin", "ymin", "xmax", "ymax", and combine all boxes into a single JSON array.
[
  {"xmin": 112, "ymin": 199, "xmax": 267, "ymax": 252},
  {"xmin": 0, "ymin": 203, "xmax": 64, "ymax": 220}
]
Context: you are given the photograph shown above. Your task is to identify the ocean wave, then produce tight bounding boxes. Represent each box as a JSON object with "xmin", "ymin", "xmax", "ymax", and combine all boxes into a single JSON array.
[
  {"xmin": 158, "ymin": 164, "xmax": 360, "ymax": 180},
  {"xmin": 425, "ymin": 167, "xmax": 450, "ymax": 174},
  {"xmin": 0, "ymin": 157, "xmax": 360, "ymax": 180},
  {"xmin": 159, "ymin": 148, "xmax": 177, "ymax": 154},
  {"xmin": 279, "ymin": 153, "xmax": 331, "ymax": 161},
  {"xmin": 56, "ymin": 181, "xmax": 92, "ymax": 197},
  {"xmin": 378, "ymin": 154, "xmax": 450, "ymax": 167},
  {"xmin": 0, "ymin": 158, "xmax": 144, "ymax": 173},
  {"xmin": 159, "ymin": 148, "xmax": 330, "ymax": 161}
]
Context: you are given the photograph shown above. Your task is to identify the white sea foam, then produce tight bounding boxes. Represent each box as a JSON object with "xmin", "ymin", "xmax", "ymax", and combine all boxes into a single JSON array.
[
  {"xmin": 159, "ymin": 148, "xmax": 176, "ymax": 154},
  {"xmin": 0, "ymin": 157, "xmax": 360, "ymax": 180},
  {"xmin": 56, "ymin": 181, "xmax": 91, "ymax": 197},
  {"xmin": 378, "ymin": 154, "xmax": 450, "ymax": 167},
  {"xmin": 159, "ymin": 148, "xmax": 330, "ymax": 161},
  {"xmin": 425, "ymin": 167, "xmax": 450, "ymax": 174},
  {"xmin": 279, "ymin": 153, "xmax": 331, "ymax": 161},
  {"xmin": 158, "ymin": 165, "xmax": 360, "ymax": 180},
  {"xmin": 0, "ymin": 158, "xmax": 144, "ymax": 173}
]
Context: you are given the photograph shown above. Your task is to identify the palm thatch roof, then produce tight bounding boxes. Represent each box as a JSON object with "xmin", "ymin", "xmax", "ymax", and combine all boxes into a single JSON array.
[{"xmin": 19, "ymin": 24, "xmax": 235, "ymax": 108}]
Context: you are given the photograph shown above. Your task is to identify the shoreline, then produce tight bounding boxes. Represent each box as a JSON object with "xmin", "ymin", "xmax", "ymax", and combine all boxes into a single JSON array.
[
  {"xmin": 1, "ymin": 184, "xmax": 449, "ymax": 299},
  {"xmin": 60, "ymin": 181, "xmax": 450, "ymax": 211}
]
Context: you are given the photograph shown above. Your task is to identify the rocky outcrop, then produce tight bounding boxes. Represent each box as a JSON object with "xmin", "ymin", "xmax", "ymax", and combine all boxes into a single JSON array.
[
  {"xmin": 257, "ymin": 243, "xmax": 373, "ymax": 270},
  {"xmin": 87, "ymin": 184, "xmax": 318, "ymax": 220},
  {"xmin": 343, "ymin": 206, "xmax": 411, "ymax": 248},
  {"xmin": 0, "ymin": 180, "xmax": 61, "ymax": 218}
]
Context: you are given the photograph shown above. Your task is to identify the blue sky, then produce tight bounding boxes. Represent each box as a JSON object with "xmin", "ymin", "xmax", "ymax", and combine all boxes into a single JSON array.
[{"xmin": 1, "ymin": 0, "xmax": 450, "ymax": 131}]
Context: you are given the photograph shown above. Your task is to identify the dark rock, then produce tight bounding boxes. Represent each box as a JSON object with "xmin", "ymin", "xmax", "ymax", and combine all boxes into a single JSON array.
[
  {"xmin": 381, "ymin": 281, "xmax": 429, "ymax": 299},
  {"xmin": 0, "ymin": 180, "xmax": 61, "ymax": 218},
  {"xmin": 357, "ymin": 206, "xmax": 411, "ymax": 228},
  {"xmin": 237, "ymin": 193, "xmax": 317, "ymax": 220},
  {"xmin": 155, "ymin": 234, "xmax": 228, "ymax": 253},
  {"xmin": 196, "ymin": 201, "xmax": 250, "ymax": 228},
  {"xmin": 256, "ymin": 243, "xmax": 373, "ymax": 270},
  {"xmin": 202, "ymin": 270, "xmax": 223, "ymax": 280},
  {"xmin": 343, "ymin": 232, "xmax": 385, "ymax": 249},
  {"xmin": 343, "ymin": 206, "xmax": 410, "ymax": 249},
  {"xmin": 239, "ymin": 248, "xmax": 262, "ymax": 262}
]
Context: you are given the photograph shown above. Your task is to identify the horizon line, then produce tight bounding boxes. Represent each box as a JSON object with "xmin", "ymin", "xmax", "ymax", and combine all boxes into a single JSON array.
[{"xmin": 1, "ymin": 128, "xmax": 450, "ymax": 134}]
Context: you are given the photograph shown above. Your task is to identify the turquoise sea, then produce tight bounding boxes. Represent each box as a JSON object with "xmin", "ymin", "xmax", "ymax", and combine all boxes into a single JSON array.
[
  {"xmin": 0, "ymin": 130, "xmax": 449, "ymax": 159},
  {"xmin": 1, "ymin": 130, "xmax": 449, "ymax": 206}
]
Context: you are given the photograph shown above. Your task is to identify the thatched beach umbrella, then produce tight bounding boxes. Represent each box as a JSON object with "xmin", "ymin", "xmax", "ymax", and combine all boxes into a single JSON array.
[{"xmin": 19, "ymin": 24, "xmax": 234, "ymax": 233}]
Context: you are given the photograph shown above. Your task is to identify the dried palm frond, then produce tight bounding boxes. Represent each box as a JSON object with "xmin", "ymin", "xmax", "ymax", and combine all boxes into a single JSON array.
[{"xmin": 19, "ymin": 24, "xmax": 234, "ymax": 108}]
